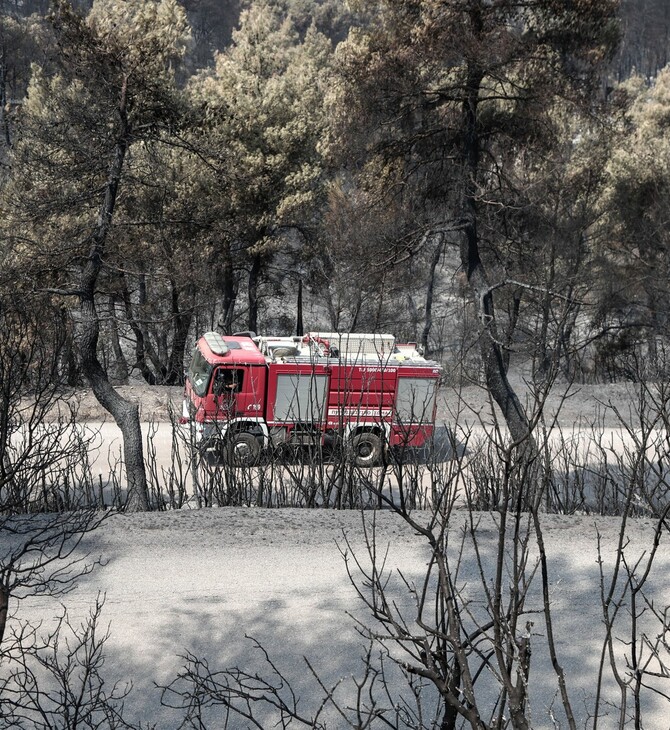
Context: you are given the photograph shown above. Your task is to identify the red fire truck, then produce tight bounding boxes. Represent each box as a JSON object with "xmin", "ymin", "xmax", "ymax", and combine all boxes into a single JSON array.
[{"xmin": 181, "ymin": 331, "xmax": 441, "ymax": 466}]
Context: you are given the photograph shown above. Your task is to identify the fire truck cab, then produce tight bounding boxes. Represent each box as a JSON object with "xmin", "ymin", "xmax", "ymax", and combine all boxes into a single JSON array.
[{"xmin": 182, "ymin": 331, "xmax": 441, "ymax": 466}]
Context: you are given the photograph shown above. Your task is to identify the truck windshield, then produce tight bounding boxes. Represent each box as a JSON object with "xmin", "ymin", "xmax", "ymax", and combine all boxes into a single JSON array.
[{"xmin": 187, "ymin": 348, "xmax": 213, "ymax": 397}]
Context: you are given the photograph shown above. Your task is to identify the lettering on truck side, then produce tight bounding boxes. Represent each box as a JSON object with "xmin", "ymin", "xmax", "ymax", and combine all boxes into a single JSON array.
[{"xmin": 327, "ymin": 408, "xmax": 393, "ymax": 417}]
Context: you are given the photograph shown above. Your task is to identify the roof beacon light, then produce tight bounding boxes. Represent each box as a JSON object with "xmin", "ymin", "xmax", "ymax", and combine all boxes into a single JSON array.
[{"xmin": 203, "ymin": 331, "xmax": 230, "ymax": 356}]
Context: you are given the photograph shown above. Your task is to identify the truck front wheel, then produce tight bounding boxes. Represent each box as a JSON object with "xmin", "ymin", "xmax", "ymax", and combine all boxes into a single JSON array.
[
  {"xmin": 226, "ymin": 432, "xmax": 261, "ymax": 467},
  {"xmin": 351, "ymin": 432, "xmax": 382, "ymax": 467}
]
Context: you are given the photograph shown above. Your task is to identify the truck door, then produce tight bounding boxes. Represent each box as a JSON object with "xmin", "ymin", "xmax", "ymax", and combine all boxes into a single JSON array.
[
  {"xmin": 211, "ymin": 365, "xmax": 265, "ymax": 419},
  {"xmin": 211, "ymin": 367, "xmax": 242, "ymax": 417}
]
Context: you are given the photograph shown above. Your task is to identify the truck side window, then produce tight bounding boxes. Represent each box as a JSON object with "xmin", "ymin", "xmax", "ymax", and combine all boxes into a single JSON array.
[{"xmin": 212, "ymin": 368, "xmax": 244, "ymax": 395}]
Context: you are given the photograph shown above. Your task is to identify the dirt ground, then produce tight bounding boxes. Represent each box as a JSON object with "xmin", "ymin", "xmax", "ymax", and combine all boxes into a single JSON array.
[
  {"xmin": 438, "ymin": 377, "xmax": 647, "ymax": 428},
  {"xmin": 61, "ymin": 377, "xmax": 646, "ymax": 429},
  {"xmin": 63, "ymin": 384, "xmax": 184, "ymax": 423}
]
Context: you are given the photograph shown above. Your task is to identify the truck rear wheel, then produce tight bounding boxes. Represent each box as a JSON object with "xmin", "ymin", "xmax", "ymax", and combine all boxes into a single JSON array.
[
  {"xmin": 226, "ymin": 432, "xmax": 261, "ymax": 467},
  {"xmin": 351, "ymin": 432, "xmax": 382, "ymax": 467}
]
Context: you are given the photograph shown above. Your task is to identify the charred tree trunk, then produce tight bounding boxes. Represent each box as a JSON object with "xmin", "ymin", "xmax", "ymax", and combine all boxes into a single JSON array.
[
  {"xmin": 503, "ymin": 290, "xmax": 521, "ymax": 375},
  {"xmin": 219, "ymin": 243, "xmax": 237, "ymax": 334},
  {"xmin": 165, "ymin": 279, "xmax": 192, "ymax": 385},
  {"xmin": 108, "ymin": 295, "xmax": 129, "ymax": 384},
  {"xmin": 646, "ymin": 287, "xmax": 659, "ymax": 377},
  {"xmin": 122, "ymin": 277, "xmax": 157, "ymax": 385},
  {"xmin": 60, "ymin": 305, "xmax": 80, "ymax": 386},
  {"xmin": 248, "ymin": 252, "xmax": 262, "ymax": 334},
  {"xmin": 77, "ymin": 79, "xmax": 149, "ymax": 512},
  {"xmin": 0, "ymin": 585, "xmax": 7, "ymax": 646},
  {"xmin": 459, "ymin": 56, "xmax": 531, "ymax": 447},
  {"xmin": 0, "ymin": 59, "xmax": 10, "ymax": 149},
  {"xmin": 296, "ymin": 278, "xmax": 304, "ymax": 336},
  {"xmin": 422, "ymin": 233, "xmax": 445, "ymax": 356},
  {"xmin": 136, "ymin": 272, "xmax": 167, "ymax": 380}
]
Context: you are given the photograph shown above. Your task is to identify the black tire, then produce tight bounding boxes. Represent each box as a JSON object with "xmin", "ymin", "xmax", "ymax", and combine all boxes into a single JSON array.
[
  {"xmin": 226, "ymin": 431, "xmax": 261, "ymax": 467},
  {"xmin": 351, "ymin": 432, "xmax": 382, "ymax": 467}
]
